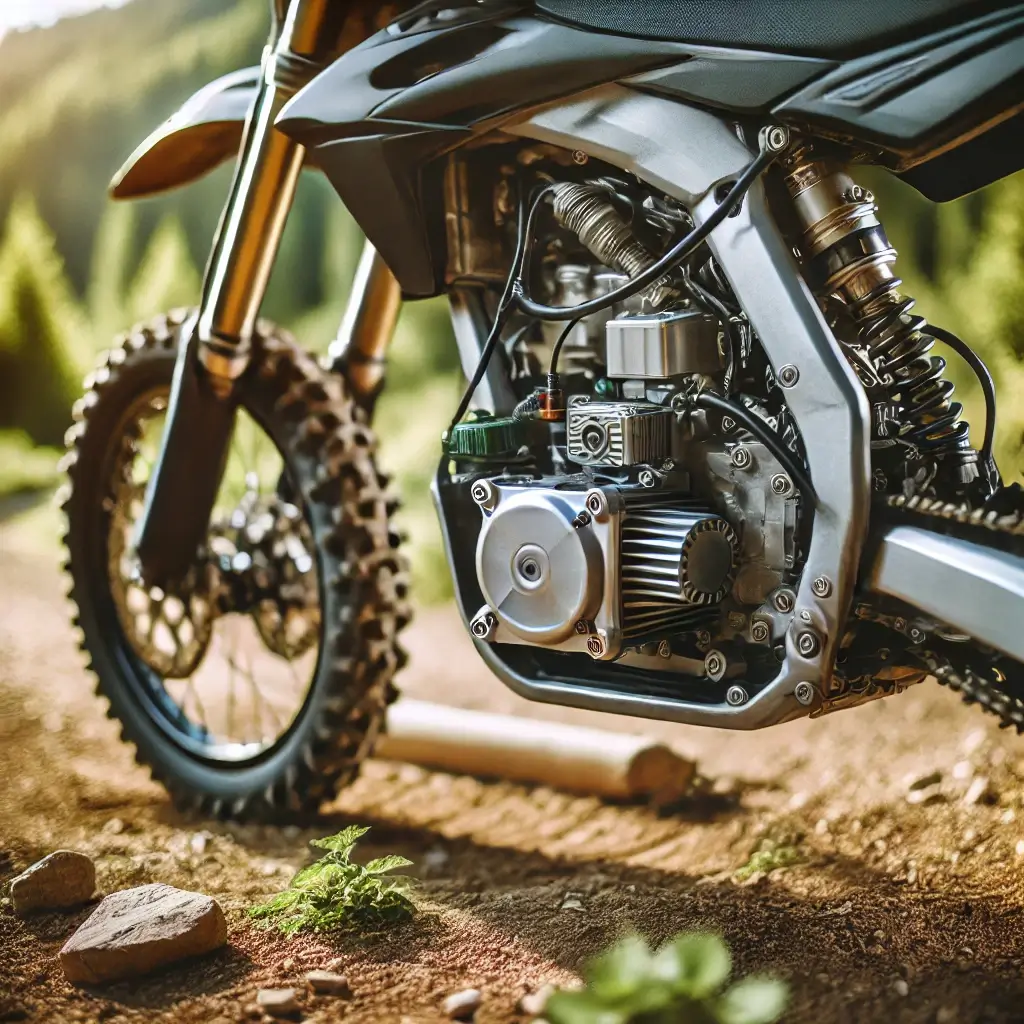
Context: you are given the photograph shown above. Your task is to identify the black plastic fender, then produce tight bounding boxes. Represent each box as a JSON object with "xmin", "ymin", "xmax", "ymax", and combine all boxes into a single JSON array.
[{"xmin": 110, "ymin": 67, "xmax": 262, "ymax": 199}]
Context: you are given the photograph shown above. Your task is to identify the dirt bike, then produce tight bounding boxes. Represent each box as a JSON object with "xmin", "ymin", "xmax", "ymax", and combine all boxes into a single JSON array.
[{"xmin": 62, "ymin": 0, "xmax": 1024, "ymax": 818}]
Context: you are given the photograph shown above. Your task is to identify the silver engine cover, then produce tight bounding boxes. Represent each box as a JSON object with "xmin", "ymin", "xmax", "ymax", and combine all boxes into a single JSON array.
[
  {"xmin": 473, "ymin": 482, "xmax": 737, "ymax": 659},
  {"xmin": 566, "ymin": 396, "xmax": 672, "ymax": 467}
]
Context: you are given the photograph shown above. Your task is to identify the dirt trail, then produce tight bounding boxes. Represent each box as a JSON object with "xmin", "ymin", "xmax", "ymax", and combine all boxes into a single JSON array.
[{"xmin": 3, "ymin": 503, "xmax": 1024, "ymax": 1023}]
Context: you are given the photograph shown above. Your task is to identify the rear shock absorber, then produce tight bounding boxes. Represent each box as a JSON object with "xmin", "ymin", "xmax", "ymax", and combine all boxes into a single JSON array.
[{"xmin": 783, "ymin": 148, "xmax": 977, "ymax": 488}]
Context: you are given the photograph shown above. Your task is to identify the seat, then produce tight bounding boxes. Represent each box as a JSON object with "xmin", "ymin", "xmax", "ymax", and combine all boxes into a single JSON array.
[{"xmin": 534, "ymin": 0, "xmax": 1004, "ymax": 59}]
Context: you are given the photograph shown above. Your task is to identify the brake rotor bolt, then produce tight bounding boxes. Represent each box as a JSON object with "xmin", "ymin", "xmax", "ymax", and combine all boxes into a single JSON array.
[
  {"xmin": 751, "ymin": 620, "xmax": 770, "ymax": 643},
  {"xmin": 797, "ymin": 631, "xmax": 821, "ymax": 658},
  {"xmin": 731, "ymin": 445, "xmax": 752, "ymax": 470},
  {"xmin": 773, "ymin": 590, "xmax": 795, "ymax": 614},
  {"xmin": 726, "ymin": 685, "xmax": 749, "ymax": 707},
  {"xmin": 811, "ymin": 575, "xmax": 832, "ymax": 598},
  {"xmin": 794, "ymin": 681, "xmax": 816, "ymax": 706},
  {"xmin": 705, "ymin": 650, "xmax": 727, "ymax": 681},
  {"xmin": 778, "ymin": 364, "xmax": 800, "ymax": 388}
]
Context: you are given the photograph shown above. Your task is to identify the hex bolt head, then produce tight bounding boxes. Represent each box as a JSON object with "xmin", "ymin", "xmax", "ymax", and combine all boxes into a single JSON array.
[
  {"xmin": 572, "ymin": 149, "xmax": 589, "ymax": 165},
  {"xmin": 696, "ymin": 629, "xmax": 712, "ymax": 647},
  {"xmin": 726, "ymin": 685, "xmax": 749, "ymax": 707},
  {"xmin": 811, "ymin": 575, "xmax": 833, "ymax": 599},
  {"xmin": 796, "ymin": 631, "xmax": 821, "ymax": 658},
  {"xmin": 585, "ymin": 488, "xmax": 609, "ymax": 521},
  {"xmin": 574, "ymin": 619, "xmax": 591, "ymax": 636},
  {"xmin": 470, "ymin": 480, "xmax": 498, "ymax": 513},
  {"xmin": 770, "ymin": 473, "xmax": 792, "ymax": 496},
  {"xmin": 470, "ymin": 612, "xmax": 497, "ymax": 642},
  {"xmin": 772, "ymin": 590, "xmax": 795, "ymax": 614},
  {"xmin": 720, "ymin": 415, "xmax": 736, "ymax": 433},
  {"xmin": 639, "ymin": 469, "xmax": 657, "ymax": 488},
  {"xmin": 657, "ymin": 639, "xmax": 672, "ymax": 659},
  {"xmin": 586, "ymin": 633, "xmax": 607, "ymax": 659},
  {"xmin": 794, "ymin": 681, "xmax": 816, "ymax": 706},
  {"xmin": 778, "ymin": 364, "xmax": 800, "ymax": 388},
  {"xmin": 730, "ymin": 445, "xmax": 752, "ymax": 470},
  {"xmin": 705, "ymin": 649, "xmax": 727, "ymax": 682},
  {"xmin": 750, "ymin": 620, "xmax": 770, "ymax": 643},
  {"xmin": 764, "ymin": 125, "xmax": 790, "ymax": 153}
]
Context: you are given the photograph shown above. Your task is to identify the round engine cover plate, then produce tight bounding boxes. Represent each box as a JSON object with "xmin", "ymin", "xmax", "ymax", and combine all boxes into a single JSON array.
[{"xmin": 476, "ymin": 490, "xmax": 603, "ymax": 644}]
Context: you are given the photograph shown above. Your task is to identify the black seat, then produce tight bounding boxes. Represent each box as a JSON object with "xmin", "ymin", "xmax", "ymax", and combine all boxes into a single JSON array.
[{"xmin": 534, "ymin": 0, "xmax": 1004, "ymax": 59}]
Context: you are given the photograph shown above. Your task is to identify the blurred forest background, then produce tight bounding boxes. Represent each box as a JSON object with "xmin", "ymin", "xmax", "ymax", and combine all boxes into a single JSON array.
[{"xmin": 0, "ymin": 0, "xmax": 1022, "ymax": 604}]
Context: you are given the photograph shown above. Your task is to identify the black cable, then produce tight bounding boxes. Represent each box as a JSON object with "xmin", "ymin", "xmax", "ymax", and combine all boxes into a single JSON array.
[
  {"xmin": 513, "ymin": 143, "xmax": 777, "ymax": 323},
  {"xmin": 548, "ymin": 317, "xmax": 582, "ymax": 376},
  {"xmin": 680, "ymin": 264, "xmax": 738, "ymax": 391},
  {"xmin": 689, "ymin": 391, "xmax": 818, "ymax": 507},
  {"xmin": 927, "ymin": 324, "xmax": 997, "ymax": 469},
  {"xmin": 447, "ymin": 184, "xmax": 554, "ymax": 435}
]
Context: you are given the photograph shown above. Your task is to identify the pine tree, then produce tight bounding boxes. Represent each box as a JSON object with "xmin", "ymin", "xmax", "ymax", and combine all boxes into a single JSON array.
[
  {"xmin": 125, "ymin": 213, "xmax": 201, "ymax": 324},
  {"xmin": 87, "ymin": 200, "xmax": 138, "ymax": 341},
  {"xmin": 0, "ymin": 194, "xmax": 88, "ymax": 447}
]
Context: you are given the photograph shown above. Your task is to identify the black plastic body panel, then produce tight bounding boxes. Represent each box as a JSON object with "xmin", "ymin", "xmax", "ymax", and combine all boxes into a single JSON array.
[{"xmin": 774, "ymin": 5, "xmax": 1024, "ymax": 170}]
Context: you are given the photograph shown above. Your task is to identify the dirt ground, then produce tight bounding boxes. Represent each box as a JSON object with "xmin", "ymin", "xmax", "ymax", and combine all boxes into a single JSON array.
[{"xmin": 3, "ymin": 500, "xmax": 1024, "ymax": 1024}]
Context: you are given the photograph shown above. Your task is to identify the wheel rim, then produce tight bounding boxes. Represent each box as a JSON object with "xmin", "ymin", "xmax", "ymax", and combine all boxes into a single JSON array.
[{"xmin": 105, "ymin": 388, "xmax": 323, "ymax": 764}]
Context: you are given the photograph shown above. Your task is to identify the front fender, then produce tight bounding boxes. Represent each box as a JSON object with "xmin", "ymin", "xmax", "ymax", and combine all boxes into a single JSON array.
[{"xmin": 110, "ymin": 67, "xmax": 261, "ymax": 199}]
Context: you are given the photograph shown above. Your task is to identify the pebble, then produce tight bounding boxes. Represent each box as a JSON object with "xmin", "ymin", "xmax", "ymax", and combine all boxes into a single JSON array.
[
  {"xmin": 257, "ymin": 988, "xmax": 300, "ymax": 1019},
  {"xmin": 952, "ymin": 760, "xmax": 974, "ymax": 780},
  {"xmin": 559, "ymin": 893, "xmax": 585, "ymax": 912},
  {"xmin": 443, "ymin": 988, "xmax": 482, "ymax": 1020},
  {"xmin": 518, "ymin": 985, "xmax": 555, "ymax": 1017},
  {"xmin": 908, "ymin": 770, "xmax": 942, "ymax": 791},
  {"xmin": 60, "ymin": 883, "xmax": 226, "ymax": 984},
  {"xmin": 1016, "ymin": 839, "xmax": 1024, "ymax": 857},
  {"xmin": 10, "ymin": 851, "xmax": 96, "ymax": 916},
  {"xmin": 306, "ymin": 970, "xmax": 351, "ymax": 996},
  {"xmin": 893, "ymin": 979, "xmax": 909, "ymax": 997},
  {"xmin": 324, "ymin": 957, "xmax": 346, "ymax": 973},
  {"xmin": 963, "ymin": 776, "xmax": 992, "ymax": 806},
  {"xmin": 103, "ymin": 818, "xmax": 125, "ymax": 835}
]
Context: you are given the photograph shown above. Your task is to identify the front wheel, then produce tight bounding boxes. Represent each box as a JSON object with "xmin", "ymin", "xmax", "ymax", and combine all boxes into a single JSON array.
[{"xmin": 60, "ymin": 310, "xmax": 410, "ymax": 818}]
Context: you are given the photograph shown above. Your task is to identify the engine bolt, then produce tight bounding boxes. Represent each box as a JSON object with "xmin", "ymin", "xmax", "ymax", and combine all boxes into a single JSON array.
[
  {"xmin": 574, "ymin": 619, "xmax": 591, "ymax": 635},
  {"xmin": 894, "ymin": 617, "xmax": 907, "ymax": 633},
  {"xmin": 696, "ymin": 629, "xmax": 712, "ymax": 647},
  {"xmin": 471, "ymin": 479, "xmax": 498, "ymax": 512},
  {"xmin": 794, "ymin": 681, "xmax": 816, "ymax": 706},
  {"xmin": 470, "ymin": 612, "xmax": 497, "ymax": 641},
  {"xmin": 639, "ymin": 469, "xmax": 657, "ymax": 488},
  {"xmin": 585, "ymin": 488, "xmax": 609, "ymax": 521},
  {"xmin": 764, "ymin": 125, "xmax": 790, "ymax": 153},
  {"xmin": 750, "ymin": 620, "xmax": 770, "ymax": 643},
  {"xmin": 705, "ymin": 649, "xmax": 727, "ymax": 681},
  {"xmin": 726, "ymin": 685, "xmax": 749, "ymax": 707},
  {"xmin": 772, "ymin": 590, "xmax": 795, "ymax": 614},
  {"xmin": 910, "ymin": 627, "xmax": 925, "ymax": 643},
  {"xmin": 811, "ymin": 575, "xmax": 832, "ymax": 598},
  {"xmin": 658, "ymin": 639, "xmax": 672, "ymax": 658},
  {"xmin": 586, "ymin": 633, "xmax": 607, "ymax": 659},
  {"xmin": 797, "ymin": 631, "xmax": 821, "ymax": 658},
  {"xmin": 770, "ymin": 473, "xmax": 792, "ymax": 496},
  {"xmin": 778, "ymin": 364, "xmax": 800, "ymax": 388},
  {"xmin": 572, "ymin": 149, "xmax": 589, "ymax": 165},
  {"xmin": 720, "ymin": 415, "xmax": 737, "ymax": 433},
  {"xmin": 730, "ymin": 445, "xmax": 752, "ymax": 470}
]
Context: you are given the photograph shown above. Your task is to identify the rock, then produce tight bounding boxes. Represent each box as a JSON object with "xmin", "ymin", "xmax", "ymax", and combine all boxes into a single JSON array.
[
  {"xmin": 559, "ymin": 893, "xmax": 585, "ymax": 912},
  {"xmin": 257, "ymin": 988, "xmax": 300, "ymax": 1019},
  {"xmin": 10, "ymin": 851, "xmax": 95, "ymax": 916},
  {"xmin": 518, "ymin": 985, "xmax": 555, "ymax": 1017},
  {"xmin": 963, "ymin": 776, "xmax": 992, "ymax": 806},
  {"xmin": 908, "ymin": 770, "xmax": 942, "ymax": 791},
  {"xmin": 906, "ymin": 786, "xmax": 945, "ymax": 806},
  {"xmin": 60, "ymin": 883, "xmax": 226, "ymax": 984},
  {"xmin": 443, "ymin": 988, "xmax": 482, "ymax": 1020},
  {"xmin": 324, "ymin": 957, "xmax": 346, "ymax": 973},
  {"xmin": 306, "ymin": 970, "xmax": 351, "ymax": 996},
  {"xmin": 893, "ymin": 978, "xmax": 909, "ymax": 997},
  {"xmin": 103, "ymin": 818, "xmax": 125, "ymax": 835}
]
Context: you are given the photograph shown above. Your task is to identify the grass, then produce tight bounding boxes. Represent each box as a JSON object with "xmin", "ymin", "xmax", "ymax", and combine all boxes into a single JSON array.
[
  {"xmin": 0, "ymin": 431, "xmax": 60, "ymax": 499},
  {"xmin": 249, "ymin": 825, "xmax": 414, "ymax": 936},
  {"xmin": 733, "ymin": 841, "xmax": 803, "ymax": 882}
]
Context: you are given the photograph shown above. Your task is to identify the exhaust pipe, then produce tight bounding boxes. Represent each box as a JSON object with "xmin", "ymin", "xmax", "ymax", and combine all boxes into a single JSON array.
[{"xmin": 867, "ymin": 525, "xmax": 1024, "ymax": 664}]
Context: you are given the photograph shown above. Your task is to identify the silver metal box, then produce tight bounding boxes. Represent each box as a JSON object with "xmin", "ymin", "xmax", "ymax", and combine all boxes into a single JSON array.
[
  {"xmin": 566, "ymin": 395, "xmax": 672, "ymax": 467},
  {"xmin": 605, "ymin": 309, "xmax": 722, "ymax": 379}
]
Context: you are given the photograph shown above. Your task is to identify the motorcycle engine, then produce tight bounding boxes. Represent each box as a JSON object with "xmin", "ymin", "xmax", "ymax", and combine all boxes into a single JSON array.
[{"xmin": 449, "ymin": 170, "xmax": 804, "ymax": 677}]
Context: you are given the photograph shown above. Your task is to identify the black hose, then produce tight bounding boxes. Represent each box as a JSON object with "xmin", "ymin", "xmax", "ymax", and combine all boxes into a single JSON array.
[
  {"xmin": 680, "ymin": 265, "xmax": 738, "ymax": 391},
  {"xmin": 548, "ymin": 317, "xmax": 583, "ymax": 376},
  {"xmin": 927, "ymin": 324, "xmax": 997, "ymax": 471},
  {"xmin": 689, "ymin": 391, "xmax": 818, "ymax": 507},
  {"xmin": 447, "ymin": 184, "xmax": 554, "ymax": 435},
  {"xmin": 513, "ymin": 144, "xmax": 776, "ymax": 323}
]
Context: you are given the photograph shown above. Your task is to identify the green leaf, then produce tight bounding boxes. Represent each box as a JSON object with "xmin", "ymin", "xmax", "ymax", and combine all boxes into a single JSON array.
[
  {"xmin": 714, "ymin": 977, "xmax": 789, "ymax": 1024},
  {"xmin": 310, "ymin": 825, "xmax": 370, "ymax": 855},
  {"xmin": 364, "ymin": 855, "xmax": 413, "ymax": 875},
  {"xmin": 587, "ymin": 934, "xmax": 654, "ymax": 1002},
  {"xmin": 653, "ymin": 933, "xmax": 732, "ymax": 998},
  {"xmin": 545, "ymin": 989, "xmax": 630, "ymax": 1024}
]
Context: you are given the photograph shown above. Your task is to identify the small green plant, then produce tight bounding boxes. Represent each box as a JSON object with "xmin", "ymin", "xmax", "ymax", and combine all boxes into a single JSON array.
[
  {"xmin": 249, "ymin": 825, "xmax": 414, "ymax": 935},
  {"xmin": 734, "ymin": 841, "xmax": 802, "ymax": 882},
  {"xmin": 545, "ymin": 932, "xmax": 788, "ymax": 1024}
]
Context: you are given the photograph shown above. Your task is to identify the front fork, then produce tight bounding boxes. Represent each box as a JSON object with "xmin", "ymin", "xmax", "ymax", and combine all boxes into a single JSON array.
[{"xmin": 134, "ymin": 0, "xmax": 401, "ymax": 586}]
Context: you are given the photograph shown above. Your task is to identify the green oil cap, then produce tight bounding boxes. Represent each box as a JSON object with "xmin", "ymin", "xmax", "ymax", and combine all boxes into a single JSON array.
[{"xmin": 446, "ymin": 412, "xmax": 530, "ymax": 461}]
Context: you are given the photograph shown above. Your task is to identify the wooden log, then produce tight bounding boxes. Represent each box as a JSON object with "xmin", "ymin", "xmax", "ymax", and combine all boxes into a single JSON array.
[{"xmin": 376, "ymin": 699, "xmax": 696, "ymax": 803}]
